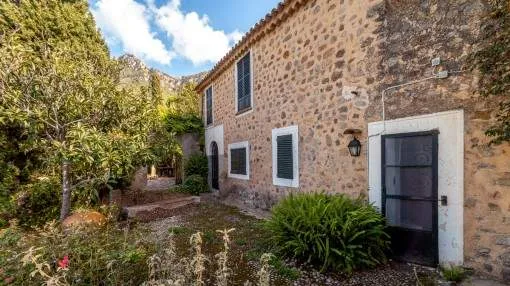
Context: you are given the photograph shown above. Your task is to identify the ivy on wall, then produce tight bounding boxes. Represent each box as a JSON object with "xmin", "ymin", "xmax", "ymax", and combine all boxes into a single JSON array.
[{"xmin": 471, "ymin": 0, "xmax": 510, "ymax": 143}]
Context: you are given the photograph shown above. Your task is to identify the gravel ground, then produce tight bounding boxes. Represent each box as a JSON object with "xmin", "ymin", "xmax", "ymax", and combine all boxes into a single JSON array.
[
  {"xmin": 290, "ymin": 261, "xmax": 438, "ymax": 286},
  {"xmin": 137, "ymin": 200, "xmax": 441, "ymax": 286}
]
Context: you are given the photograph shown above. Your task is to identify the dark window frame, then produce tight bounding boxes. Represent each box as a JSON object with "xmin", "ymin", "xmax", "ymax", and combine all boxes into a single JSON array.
[
  {"xmin": 206, "ymin": 86, "xmax": 213, "ymax": 125},
  {"xmin": 381, "ymin": 130, "xmax": 439, "ymax": 266},
  {"xmin": 230, "ymin": 147, "xmax": 247, "ymax": 175},
  {"xmin": 236, "ymin": 52, "xmax": 252, "ymax": 114}
]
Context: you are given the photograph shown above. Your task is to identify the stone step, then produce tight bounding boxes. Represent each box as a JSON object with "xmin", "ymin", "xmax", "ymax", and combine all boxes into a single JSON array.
[{"xmin": 123, "ymin": 196, "xmax": 200, "ymax": 219}]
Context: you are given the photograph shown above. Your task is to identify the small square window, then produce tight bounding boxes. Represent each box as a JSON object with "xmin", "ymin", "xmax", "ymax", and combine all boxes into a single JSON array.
[{"xmin": 228, "ymin": 141, "xmax": 250, "ymax": 180}]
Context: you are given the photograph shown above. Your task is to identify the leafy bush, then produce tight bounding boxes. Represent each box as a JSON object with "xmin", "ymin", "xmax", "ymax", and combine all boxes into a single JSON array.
[
  {"xmin": 11, "ymin": 178, "xmax": 61, "ymax": 228},
  {"xmin": 184, "ymin": 153, "xmax": 208, "ymax": 179},
  {"xmin": 0, "ymin": 221, "xmax": 155, "ymax": 285},
  {"xmin": 165, "ymin": 113, "xmax": 204, "ymax": 135},
  {"xmin": 175, "ymin": 174, "xmax": 208, "ymax": 196},
  {"xmin": 0, "ymin": 221, "xmax": 274, "ymax": 285},
  {"xmin": 264, "ymin": 192, "xmax": 390, "ymax": 273}
]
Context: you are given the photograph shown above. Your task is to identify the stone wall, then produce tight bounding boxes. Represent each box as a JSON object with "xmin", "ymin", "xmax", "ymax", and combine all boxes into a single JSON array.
[
  {"xmin": 367, "ymin": 0, "xmax": 510, "ymax": 280},
  {"xmin": 206, "ymin": 0, "xmax": 381, "ymax": 209},
  {"xmin": 177, "ymin": 133, "xmax": 201, "ymax": 159},
  {"xmin": 200, "ymin": 0, "xmax": 510, "ymax": 280},
  {"xmin": 130, "ymin": 166, "xmax": 148, "ymax": 191}
]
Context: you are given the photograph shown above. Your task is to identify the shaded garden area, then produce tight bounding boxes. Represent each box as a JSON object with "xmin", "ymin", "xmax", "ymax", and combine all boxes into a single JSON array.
[{"xmin": 1, "ymin": 196, "xmax": 448, "ymax": 285}]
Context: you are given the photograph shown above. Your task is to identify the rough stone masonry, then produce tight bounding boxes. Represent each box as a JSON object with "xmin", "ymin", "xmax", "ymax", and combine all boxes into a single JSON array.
[{"xmin": 198, "ymin": 0, "xmax": 510, "ymax": 281}]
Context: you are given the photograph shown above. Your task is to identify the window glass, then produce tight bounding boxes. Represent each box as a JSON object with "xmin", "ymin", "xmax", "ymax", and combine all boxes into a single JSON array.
[
  {"xmin": 236, "ymin": 53, "xmax": 251, "ymax": 112},
  {"xmin": 230, "ymin": 147, "xmax": 246, "ymax": 175},
  {"xmin": 206, "ymin": 87, "xmax": 212, "ymax": 125}
]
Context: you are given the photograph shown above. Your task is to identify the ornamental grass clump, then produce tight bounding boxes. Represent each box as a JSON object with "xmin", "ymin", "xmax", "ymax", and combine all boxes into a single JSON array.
[{"xmin": 264, "ymin": 192, "xmax": 390, "ymax": 273}]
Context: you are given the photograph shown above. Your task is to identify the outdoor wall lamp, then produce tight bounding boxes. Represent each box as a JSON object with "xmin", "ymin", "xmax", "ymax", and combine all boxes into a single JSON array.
[
  {"xmin": 348, "ymin": 137, "xmax": 361, "ymax": 157},
  {"xmin": 344, "ymin": 128, "xmax": 362, "ymax": 157}
]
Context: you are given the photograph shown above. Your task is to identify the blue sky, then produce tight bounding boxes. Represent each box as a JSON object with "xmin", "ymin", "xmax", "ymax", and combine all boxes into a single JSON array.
[{"xmin": 89, "ymin": 0, "xmax": 280, "ymax": 76}]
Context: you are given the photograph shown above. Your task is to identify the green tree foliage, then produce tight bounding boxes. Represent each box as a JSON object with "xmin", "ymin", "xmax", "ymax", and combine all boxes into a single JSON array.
[
  {"xmin": 164, "ymin": 82, "xmax": 204, "ymax": 135},
  {"xmin": 184, "ymin": 153, "xmax": 208, "ymax": 179},
  {"xmin": 175, "ymin": 174, "xmax": 208, "ymax": 196},
  {"xmin": 11, "ymin": 176, "xmax": 61, "ymax": 227},
  {"xmin": 166, "ymin": 82, "xmax": 201, "ymax": 116},
  {"xmin": 471, "ymin": 0, "xmax": 510, "ymax": 143},
  {"xmin": 0, "ymin": 126, "xmax": 42, "ymax": 213},
  {"xmin": 0, "ymin": 0, "xmax": 161, "ymax": 220},
  {"xmin": 145, "ymin": 70, "xmax": 181, "ymax": 169},
  {"xmin": 264, "ymin": 193, "xmax": 390, "ymax": 273},
  {"xmin": 149, "ymin": 70, "xmax": 164, "ymax": 107}
]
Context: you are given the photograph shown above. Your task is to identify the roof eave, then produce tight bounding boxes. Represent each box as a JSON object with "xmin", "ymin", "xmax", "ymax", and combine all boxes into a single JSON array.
[{"xmin": 196, "ymin": 0, "xmax": 308, "ymax": 92}]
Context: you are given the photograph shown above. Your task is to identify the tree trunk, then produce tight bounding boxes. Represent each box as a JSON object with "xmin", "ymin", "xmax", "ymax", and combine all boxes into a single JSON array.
[
  {"xmin": 175, "ymin": 156, "xmax": 183, "ymax": 185},
  {"xmin": 60, "ymin": 160, "xmax": 71, "ymax": 221}
]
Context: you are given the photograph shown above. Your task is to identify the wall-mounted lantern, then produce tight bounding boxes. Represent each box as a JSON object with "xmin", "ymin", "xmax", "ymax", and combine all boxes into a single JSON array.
[{"xmin": 343, "ymin": 128, "xmax": 362, "ymax": 157}]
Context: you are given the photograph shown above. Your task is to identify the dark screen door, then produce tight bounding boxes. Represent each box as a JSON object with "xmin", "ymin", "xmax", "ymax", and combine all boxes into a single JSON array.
[
  {"xmin": 211, "ymin": 142, "xmax": 219, "ymax": 190},
  {"xmin": 382, "ymin": 131, "xmax": 438, "ymax": 266}
]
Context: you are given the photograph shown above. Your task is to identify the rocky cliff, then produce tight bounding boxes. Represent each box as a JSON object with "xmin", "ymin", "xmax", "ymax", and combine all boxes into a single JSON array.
[{"xmin": 118, "ymin": 54, "xmax": 207, "ymax": 93}]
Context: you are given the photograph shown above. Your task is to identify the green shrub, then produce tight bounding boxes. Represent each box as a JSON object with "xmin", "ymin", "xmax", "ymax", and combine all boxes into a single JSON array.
[
  {"xmin": 184, "ymin": 153, "xmax": 208, "ymax": 179},
  {"xmin": 0, "ymin": 218, "xmax": 7, "ymax": 229},
  {"xmin": 11, "ymin": 178, "xmax": 61, "ymax": 227},
  {"xmin": 441, "ymin": 265, "xmax": 465, "ymax": 282},
  {"xmin": 174, "ymin": 174, "xmax": 208, "ymax": 196},
  {"xmin": 0, "ymin": 221, "xmax": 154, "ymax": 285},
  {"xmin": 269, "ymin": 256, "xmax": 300, "ymax": 281},
  {"xmin": 264, "ymin": 192, "xmax": 390, "ymax": 273}
]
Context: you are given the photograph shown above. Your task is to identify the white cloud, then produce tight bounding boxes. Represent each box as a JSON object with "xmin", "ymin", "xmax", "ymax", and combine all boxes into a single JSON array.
[
  {"xmin": 151, "ymin": 0, "xmax": 244, "ymax": 65},
  {"xmin": 91, "ymin": 0, "xmax": 174, "ymax": 65}
]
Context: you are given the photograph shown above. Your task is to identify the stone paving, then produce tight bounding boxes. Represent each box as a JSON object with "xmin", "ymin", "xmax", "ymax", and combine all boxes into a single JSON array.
[
  {"xmin": 145, "ymin": 176, "xmax": 175, "ymax": 191},
  {"xmin": 123, "ymin": 195, "xmax": 200, "ymax": 219}
]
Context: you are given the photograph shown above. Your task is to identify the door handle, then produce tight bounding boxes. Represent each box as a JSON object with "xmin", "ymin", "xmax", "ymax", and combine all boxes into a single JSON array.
[
  {"xmin": 391, "ymin": 196, "xmax": 447, "ymax": 206},
  {"xmin": 421, "ymin": 196, "xmax": 447, "ymax": 205}
]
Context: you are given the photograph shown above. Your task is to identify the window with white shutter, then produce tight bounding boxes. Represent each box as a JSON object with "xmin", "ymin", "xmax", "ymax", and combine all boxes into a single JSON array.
[{"xmin": 272, "ymin": 125, "xmax": 299, "ymax": 187}]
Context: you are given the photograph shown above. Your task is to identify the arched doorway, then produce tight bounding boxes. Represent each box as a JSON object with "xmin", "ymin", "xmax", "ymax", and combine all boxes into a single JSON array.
[{"xmin": 211, "ymin": 141, "xmax": 219, "ymax": 190}]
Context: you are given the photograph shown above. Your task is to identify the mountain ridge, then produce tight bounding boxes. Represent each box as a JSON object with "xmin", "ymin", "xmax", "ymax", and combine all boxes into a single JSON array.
[{"xmin": 118, "ymin": 54, "xmax": 207, "ymax": 94}]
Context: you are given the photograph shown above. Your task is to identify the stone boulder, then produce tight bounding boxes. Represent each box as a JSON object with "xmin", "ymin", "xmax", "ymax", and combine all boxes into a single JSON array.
[{"xmin": 62, "ymin": 211, "xmax": 106, "ymax": 228}]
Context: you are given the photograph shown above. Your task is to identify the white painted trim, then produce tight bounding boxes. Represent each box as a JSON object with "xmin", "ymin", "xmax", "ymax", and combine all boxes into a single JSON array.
[
  {"xmin": 205, "ymin": 125, "xmax": 224, "ymax": 156},
  {"xmin": 204, "ymin": 85, "xmax": 214, "ymax": 127},
  {"xmin": 272, "ymin": 125, "xmax": 299, "ymax": 188},
  {"xmin": 228, "ymin": 141, "xmax": 250, "ymax": 180},
  {"xmin": 234, "ymin": 49, "xmax": 254, "ymax": 115},
  {"xmin": 368, "ymin": 110, "xmax": 464, "ymax": 265}
]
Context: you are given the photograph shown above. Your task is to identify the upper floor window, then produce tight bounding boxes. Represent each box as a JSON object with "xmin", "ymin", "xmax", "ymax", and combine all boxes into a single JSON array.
[
  {"xmin": 236, "ymin": 52, "xmax": 252, "ymax": 113},
  {"xmin": 205, "ymin": 86, "xmax": 213, "ymax": 125}
]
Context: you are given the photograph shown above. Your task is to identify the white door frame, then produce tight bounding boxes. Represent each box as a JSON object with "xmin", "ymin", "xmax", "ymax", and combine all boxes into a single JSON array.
[
  {"xmin": 368, "ymin": 110, "xmax": 464, "ymax": 265},
  {"xmin": 205, "ymin": 125, "xmax": 224, "ymax": 190}
]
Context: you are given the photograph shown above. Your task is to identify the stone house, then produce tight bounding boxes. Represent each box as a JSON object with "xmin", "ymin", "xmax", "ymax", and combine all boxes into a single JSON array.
[{"xmin": 196, "ymin": 0, "xmax": 510, "ymax": 281}]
